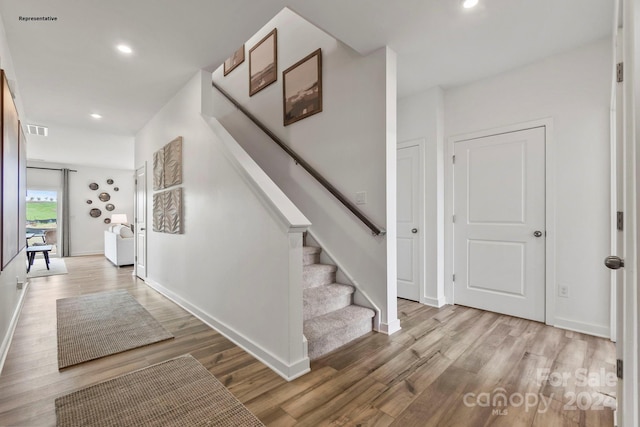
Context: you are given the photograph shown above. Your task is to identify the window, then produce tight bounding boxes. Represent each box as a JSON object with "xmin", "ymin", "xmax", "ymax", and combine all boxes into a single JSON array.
[{"xmin": 26, "ymin": 189, "xmax": 58, "ymax": 252}]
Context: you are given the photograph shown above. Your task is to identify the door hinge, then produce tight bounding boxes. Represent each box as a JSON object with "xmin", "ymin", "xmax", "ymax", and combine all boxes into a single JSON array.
[
  {"xmin": 617, "ymin": 211, "xmax": 624, "ymax": 231},
  {"xmin": 452, "ymin": 274, "xmax": 456, "ymax": 282},
  {"xmin": 617, "ymin": 62, "xmax": 624, "ymax": 83},
  {"xmin": 617, "ymin": 359, "xmax": 623, "ymax": 379},
  {"xmin": 135, "ymin": 255, "xmax": 138, "ymax": 262},
  {"xmin": 452, "ymin": 215, "xmax": 456, "ymax": 223},
  {"xmin": 452, "ymin": 155, "xmax": 456, "ymax": 164}
]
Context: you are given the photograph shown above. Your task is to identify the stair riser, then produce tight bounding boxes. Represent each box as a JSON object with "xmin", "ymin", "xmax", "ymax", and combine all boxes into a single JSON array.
[
  {"xmin": 303, "ymin": 252, "xmax": 321, "ymax": 266},
  {"xmin": 303, "ymin": 269, "xmax": 336, "ymax": 288},
  {"xmin": 307, "ymin": 318, "xmax": 373, "ymax": 360},
  {"xmin": 304, "ymin": 294, "xmax": 352, "ymax": 320}
]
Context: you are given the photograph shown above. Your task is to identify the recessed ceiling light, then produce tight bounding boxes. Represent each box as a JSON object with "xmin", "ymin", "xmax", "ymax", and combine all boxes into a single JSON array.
[
  {"xmin": 116, "ymin": 44, "xmax": 133, "ymax": 54},
  {"xmin": 90, "ymin": 113, "xmax": 102, "ymax": 119},
  {"xmin": 462, "ymin": 0, "xmax": 479, "ymax": 8}
]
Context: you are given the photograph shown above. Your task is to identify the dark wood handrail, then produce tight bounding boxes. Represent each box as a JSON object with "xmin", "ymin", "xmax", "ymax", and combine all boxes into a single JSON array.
[{"xmin": 212, "ymin": 81, "xmax": 386, "ymax": 236}]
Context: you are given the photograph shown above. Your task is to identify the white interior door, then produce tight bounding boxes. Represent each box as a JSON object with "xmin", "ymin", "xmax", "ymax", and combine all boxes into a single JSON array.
[
  {"xmin": 135, "ymin": 165, "xmax": 147, "ymax": 279},
  {"xmin": 612, "ymin": 1, "xmax": 640, "ymax": 423},
  {"xmin": 397, "ymin": 142, "xmax": 423, "ymax": 301},
  {"xmin": 609, "ymin": 25, "xmax": 626, "ymax": 424},
  {"xmin": 610, "ymin": 28, "xmax": 623, "ymax": 344},
  {"xmin": 454, "ymin": 127, "xmax": 546, "ymax": 322}
]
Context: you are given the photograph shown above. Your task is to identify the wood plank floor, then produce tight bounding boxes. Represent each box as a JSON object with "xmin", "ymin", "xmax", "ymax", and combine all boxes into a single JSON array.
[{"xmin": 0, "ymin": 255, "xmax": 616, "ymax": 426}]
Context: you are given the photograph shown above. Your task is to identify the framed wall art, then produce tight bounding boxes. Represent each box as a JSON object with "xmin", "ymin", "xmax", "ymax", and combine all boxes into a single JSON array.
[
  {"xmin": 283, "ymin": 49, "xmax": 322, "ymax": 126},
  {"xmin": 224, "ymin": 45, "xmax": 245, "ymax": 76},
  {"xmin": 249, "ymin": 29, "xmax": 277, "ymax": 96},
  {"xmin": 2, "ymin": 70, "xmax": 20, "ymax": 269},
  {"xmin": 18, "ymin": 122, "xmax": 27, "ymax": 252}
]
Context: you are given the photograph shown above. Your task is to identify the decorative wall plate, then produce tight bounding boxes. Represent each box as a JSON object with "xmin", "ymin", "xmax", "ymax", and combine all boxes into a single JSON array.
[
  {"xmin": 114, "ymin": 187, "xmax": 119, "ymax": 191},
  {"xmin": 86, "ymin": 199, "xmax": 93, "ymax": 204},
  {"xmin": 104, "ymin": 218, "xmax": 111, "ymax": 224},
  {"xmin": 98, "ymin": 192, "xmax": 111, "ymax": 202},
  {"xmin": 89, "ymin": 183, "xmax": 99, "ymax": 190},
  {"xmin": 90, "ymin": 208, "xmax": 102, "ymax": 218},
  {"xmin": 105, "ymin": 203, "xmax": 115, "ymax": 211},
  {"xmin": 107, "ymin": 178, "xmax": 114, "ymax": 185}
]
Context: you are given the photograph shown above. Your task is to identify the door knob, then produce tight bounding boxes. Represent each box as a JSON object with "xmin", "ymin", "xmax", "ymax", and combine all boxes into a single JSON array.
[
  {"xmin": 604, "ymin": 256, "xmax": 624, "ymax": 270},
  {"xmin": 533, "ymin": 231, "xmax": 543, "ymax": 237},
  {"xmin": 411, "ymin": 228, "xmax": 418, "ymax": 234}
]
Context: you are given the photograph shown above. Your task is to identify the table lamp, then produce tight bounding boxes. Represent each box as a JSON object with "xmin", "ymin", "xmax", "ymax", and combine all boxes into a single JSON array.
[{"xmin": 111, "ymin": 214, "xmax": 128, "ymax": 225}]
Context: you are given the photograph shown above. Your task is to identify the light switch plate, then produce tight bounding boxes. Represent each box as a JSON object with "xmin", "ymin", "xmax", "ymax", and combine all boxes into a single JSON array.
[
  {"xmin": 558, "ymin": 285, "xmax": 569, "ymax": 298},
  {"xmin": 356, "ymin": 191, "xmax": 367, "ymax": 205}
]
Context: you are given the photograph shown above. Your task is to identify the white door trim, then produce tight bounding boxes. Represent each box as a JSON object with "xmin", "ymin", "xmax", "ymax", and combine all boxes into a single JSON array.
[
  {"xmin": 134, "ymin": 163, "xmax": 147, "ymax": 280},
  {"xmin": 444, "ymin": 118, "xmax": 556, "ymax": 324},
  {"xmin": 397, "ymin": 138, "xmax": 427, "ymax": 304}
]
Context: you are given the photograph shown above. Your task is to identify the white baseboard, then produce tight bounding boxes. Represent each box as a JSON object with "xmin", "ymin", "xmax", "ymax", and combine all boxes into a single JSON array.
[
  {"xmin": 380, "ymin": 319, "xmax": 402, "ymax": 335},
  {"xmin": 553, "ymin": 317, "xmax": 610, "ymax": 339},
  {"xmin": 423, "ymin": 296, "xmax": 447, "ymax": 308},
  {"xmin": 70, "ymin": 251, "xmax": 103, "ymax": 256},
  {"xmin": 0, "ymin": 282, "xmax": 30, "ymax": 375},
  {"xmin": 144, "ymin": 278, "xmax": 310, "ymax": 381}
]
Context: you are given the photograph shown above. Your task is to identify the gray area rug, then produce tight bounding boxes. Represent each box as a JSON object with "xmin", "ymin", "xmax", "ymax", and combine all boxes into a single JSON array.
[
  {"xmin": 55, "ymin": 355, "xmax": 265, "ymax": 427},
  {"xmin": 28, "ymin": 257, "xmax": 68, "ymax": 278},
  {"xmin": 56, "ymin": 290, "xmax": 174, "ymax": 369}
]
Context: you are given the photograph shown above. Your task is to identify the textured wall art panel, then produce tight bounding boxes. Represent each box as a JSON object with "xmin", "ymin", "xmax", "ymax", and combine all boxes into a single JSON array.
[
  {"xmin": 152, "ymin": 148, "xmax": 165, "ymax": 191},
  {"xmin": 152, "ymin": 188, "xmax": 183, "ymax": 234},
  {"xmin": 152, "ymin": 193, "xmax": 165, "ymax": 232},
  {"xmin": 163, "ymin": 137, "xmax": 183, "ymax": 188},
  {"xmin": 152, "ymin": 136, "xmax": 183, "ymax": 233},
  {"xmin": 164, "ymin": 188, "xmax": 183, "ymax": 234},
  {"xmin": 152, "ymin": 136, "xmax": 182, "ymax": 190}
]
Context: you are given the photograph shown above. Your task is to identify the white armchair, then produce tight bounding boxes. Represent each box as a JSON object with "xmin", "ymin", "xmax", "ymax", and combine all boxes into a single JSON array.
[{"xmin": 104, "ymin": 225, "xmax": 134, "ymax": 266}]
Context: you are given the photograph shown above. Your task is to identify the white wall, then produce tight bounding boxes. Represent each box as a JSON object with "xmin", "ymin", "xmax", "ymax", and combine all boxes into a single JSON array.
[
  {"xmin": 443, "ymin": 38, "xmax": 612, "ymax": 336},
  {"xmin": 135, "ymin": 71, "xmax": 310, "ymax": 380},
  {"xmin": 27, "ymin": 161, "xmax": 134, "ymax": 256},
  {"xmin": 211, "ymin": 8, "xmax": 399, "ymax": 332},
  {"xmin": 0, "ymin": 12, "xmax": 27, "ymax": 373},
  {"xmin": 398, "ymin": 86, "xmax": 445, "ymax": 306},
  {"xmin": 27, "ymin": 125, "xmax": 134, "ymax": 170}
]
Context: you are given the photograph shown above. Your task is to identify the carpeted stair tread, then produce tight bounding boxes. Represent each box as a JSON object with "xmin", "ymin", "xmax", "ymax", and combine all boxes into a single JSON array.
[
  {"xmin": 304, "ymin": 305, "xmax": 375, "ymax": 341},
  {"xmin": 303, "ymin": 264, "xmax": 337, "ymax": 288},
  {"xmin": 303, "ymin": 283, "xmax": 355, "ymax": 320}
]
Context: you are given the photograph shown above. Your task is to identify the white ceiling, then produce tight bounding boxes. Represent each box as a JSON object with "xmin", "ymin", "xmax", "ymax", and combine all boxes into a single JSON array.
[{"xmin": 0, "ymin": 0, "xmax": 614, "ymax": 137}]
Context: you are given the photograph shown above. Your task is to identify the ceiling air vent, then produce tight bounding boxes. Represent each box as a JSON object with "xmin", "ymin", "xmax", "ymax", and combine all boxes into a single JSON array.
[{"xmin": 26, "ymin": 124, "xmax": 48, "ymax": 136}]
